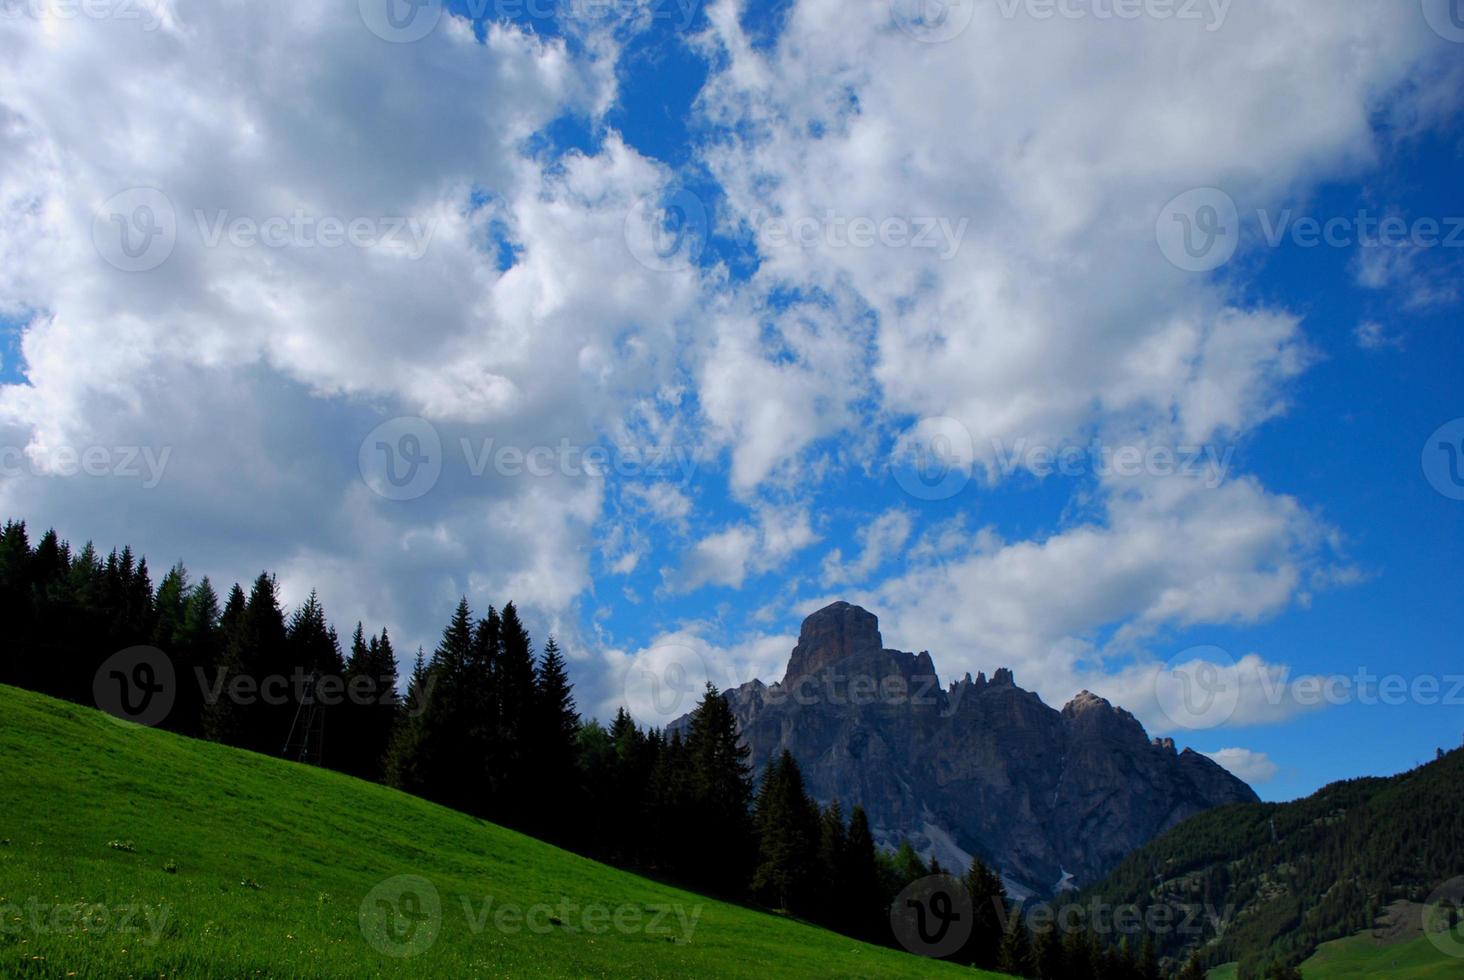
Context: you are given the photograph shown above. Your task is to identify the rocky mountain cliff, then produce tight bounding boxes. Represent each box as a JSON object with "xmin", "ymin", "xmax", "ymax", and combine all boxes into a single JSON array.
[{"xmin": 691, "ymin": 601, "xmax": 1258, "ymax": 898}]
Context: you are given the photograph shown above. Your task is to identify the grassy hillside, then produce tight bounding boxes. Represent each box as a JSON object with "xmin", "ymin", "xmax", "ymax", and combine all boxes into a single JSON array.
[
  {"xmin": 1211, "ymin": 930, "xmax": 1464, "ymax": 980},
  {"xmin": 0, "ymin": 684, "xmax": 995, "ymax": 978},
  {"xmin": 1084, "ymin": 746, "xmax": 1464, "ymax": 978}
]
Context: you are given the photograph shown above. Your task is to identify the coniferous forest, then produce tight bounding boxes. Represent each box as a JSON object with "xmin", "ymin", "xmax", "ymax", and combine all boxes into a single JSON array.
[{"xmin": 0, "ymin": 518, "xmax": 1319, "ymax": 978}]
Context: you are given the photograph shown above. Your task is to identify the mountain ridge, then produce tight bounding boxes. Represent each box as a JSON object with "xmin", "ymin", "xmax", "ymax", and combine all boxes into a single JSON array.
[{"xmin": 678, "ymin": 601, "xmax": 1258, "ymax": 898}]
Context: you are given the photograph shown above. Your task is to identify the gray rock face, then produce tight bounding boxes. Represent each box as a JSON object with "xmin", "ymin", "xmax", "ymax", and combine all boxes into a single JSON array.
[{"xmin": 695, "ymin": 601, "xmax": 1259, "ymax": 897}]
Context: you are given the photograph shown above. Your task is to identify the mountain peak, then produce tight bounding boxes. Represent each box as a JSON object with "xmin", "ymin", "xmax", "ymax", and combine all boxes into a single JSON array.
[
  {"xmin": 1064, "ymin": 690, "xmax": 1112, "ymax": 714},
  {"xmin": 783, "ymin": 601, "xmax": 883, "ymax": 683}
]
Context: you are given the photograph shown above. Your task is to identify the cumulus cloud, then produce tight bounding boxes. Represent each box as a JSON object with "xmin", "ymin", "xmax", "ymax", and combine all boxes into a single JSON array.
[
  {"xmin": 822, "ymin": 508, "xmax": 912, "ymax": 586},
  {"xmin": 1, "ymin": 0, "xmax": 1457, "ymax": 722},
  {"xmin": 598, "ymin": 626, "xmax": 794, "ymax": 725},
  {"xmin": 1205, "ymin": 747, "xmax": 1281, "ymax": 785},
  {"xmin": 0, "ymin": 5, "xmax": 705, "ymax": 652},
  {"xmin": 672, "ymin": 505, "xmax": 817, "ymax": 591}
]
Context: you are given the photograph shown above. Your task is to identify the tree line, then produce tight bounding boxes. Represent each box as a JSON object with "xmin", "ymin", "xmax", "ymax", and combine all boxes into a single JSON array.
[{"xmin": 0, "ymin": 519, "xmax": 1274, "ymax": 977}]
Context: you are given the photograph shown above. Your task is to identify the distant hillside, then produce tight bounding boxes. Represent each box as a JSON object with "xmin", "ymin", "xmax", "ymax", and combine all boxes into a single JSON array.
[
  {"xmin": 0, "ymin": 684, "xmax": 996, "ymax": 978},
  {"xmin": 1081, "ymin": 747, "xmax": 1464, "ymax": 978}
]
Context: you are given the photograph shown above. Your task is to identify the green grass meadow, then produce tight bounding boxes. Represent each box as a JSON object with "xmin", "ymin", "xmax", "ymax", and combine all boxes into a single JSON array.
[
  {"xmin": 1208, "ymin": 928, "xmax": 1464, "ymax": 979},
  {"xmin": 0, "ymin": 684, "xmax": 997, "ymax": 978}
]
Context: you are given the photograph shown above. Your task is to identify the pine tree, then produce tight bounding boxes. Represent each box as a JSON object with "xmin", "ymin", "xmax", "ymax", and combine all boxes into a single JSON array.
[
  {"xmin": 999, "ymin": 915, "xmax": 1035, "ymax": 978},
  {"xmin": 494, "ymin": 602, "xmax": 537, "ymax": 825},
  {"xmin": 816, "ymin": 799, "xmax": 848, "ymax": 927},
  {"xmin": 648, "ymin": 728, "xmax": 693, "ymax": 873},
  {"xmin": 1139, "ymin": 934, "xmax": 1160, "ymax": 980},
  {"xmin": 411, "ymin": 598, "xmax": 478, "ymax": 812},
  {"xmin": 152, "ymin": 563, "xmax": 189, "ymax": 651},
  {"xmin": 385, "ymin": 650, "xmax": 430, "ymax": 793},
  {"xmin": 204, "ymin": 573, "xmax": 287, "ymax": 752},
  {"xmin": 843, "ymin": 806, "xmax": 882, "ymax": 941},
  {"xmin": 1035, "ymin": 924, "xmax": 1066, "ymax": 980},
  {"xmin": 751, "ymin": 750, "xmax": 821, "ymax": 912},
  {"xmin": 963, "ymin": 856, "xmax": 1009, "ymax": 968},
  {"xmin": 530, "ymin": 636, "xmax": 580, "ymax": 841},
  {"xmin": 685, "ymin": 683, "xmax": 755, "ymax": 896}
]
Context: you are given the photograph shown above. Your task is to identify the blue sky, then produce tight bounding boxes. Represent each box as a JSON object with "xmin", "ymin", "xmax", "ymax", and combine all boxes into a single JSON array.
[{"xmin": 1, "ymin": 0, "xmax": 1462, "ymax": 803}]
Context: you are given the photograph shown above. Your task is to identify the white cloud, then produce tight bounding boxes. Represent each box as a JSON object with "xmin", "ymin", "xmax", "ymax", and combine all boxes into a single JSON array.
[
  {"xmin": 1204, "ymin": 747, "xmax": 1281, "ymax": 785},
  {"xmin": 0, "ymin": 6, "xmax": 706, "ymax": 652},
  {"xmin": 692, "ymin": 0, "xmax": 1450, "ymax": 482},
  {"xmin": 0, "ymin": 0, "xmax": 1457, "ymax": 725},
  {"xmin": 598, "ymin": 626, "xmax": 795, "ymax": 726},
  {"xmin": 822, "ymin": 508, "xmax": 912, "ymax": 586},
  {"xmin": 672, "ymin": 504, "xmax": 817, "ymax": 591},
  {"xmin": 1354, "ymin": 319, "xmax": 1406, "ymax": 351},
  {"xmin": 626, "ymin": 481, "xmax": 693, "ymax": 521}
]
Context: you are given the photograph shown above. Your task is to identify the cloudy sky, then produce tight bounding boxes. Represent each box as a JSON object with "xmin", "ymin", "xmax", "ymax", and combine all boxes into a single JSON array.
[{"xmin": 2, "ymin": 0, "xmax": 1462, "ymax": 800}]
